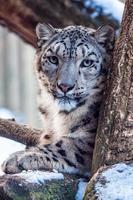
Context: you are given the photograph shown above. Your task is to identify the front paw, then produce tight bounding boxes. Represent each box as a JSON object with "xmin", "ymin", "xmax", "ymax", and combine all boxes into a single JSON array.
[
  {"xmin": 2, "ymin": 151, "xmax": 44, "ymax": 174},
  {"xmin": 2, "ymin": 151, "xmax": 24, "ymax": 174}
]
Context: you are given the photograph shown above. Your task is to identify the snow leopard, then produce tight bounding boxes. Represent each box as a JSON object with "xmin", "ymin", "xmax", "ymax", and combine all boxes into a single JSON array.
[{"xmin": 2, "ymin": 23, "xmax": 114, "ymax": 176}]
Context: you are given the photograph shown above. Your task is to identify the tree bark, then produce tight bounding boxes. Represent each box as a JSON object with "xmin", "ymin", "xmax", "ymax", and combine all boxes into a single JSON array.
[
  {"xmin": 91, "ymin": 0, "xmax": 133, "ymax": 175},
  {"xmin": 0, "ymin": 0, "xmax": 92, "ymax": 47},
  {"xmin": 84, "ymin": 0, "xmax": 133, "ymax": 198},
  {"xmin": 0, "ymin": 118, "xmax": 41, "ymax": 146},
  {"xmin": 0, "ymin": 0, "xmax": 119, "ymax": 47}
]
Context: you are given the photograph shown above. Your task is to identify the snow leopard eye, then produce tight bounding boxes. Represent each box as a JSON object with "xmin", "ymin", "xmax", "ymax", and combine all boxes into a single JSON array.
[
  {"xmin": 47, "ymin": 56, "xmax": 58, "ymax": 65},
  {"xmin": 81, "ymin": 59, "xmax": 94, "ymax": 68}
]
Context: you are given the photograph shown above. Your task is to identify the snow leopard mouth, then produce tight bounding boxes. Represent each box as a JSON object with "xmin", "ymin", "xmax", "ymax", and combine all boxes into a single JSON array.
[{"xmin": 54, "ymin": 95, "xmax": 85, "ymax": 112}]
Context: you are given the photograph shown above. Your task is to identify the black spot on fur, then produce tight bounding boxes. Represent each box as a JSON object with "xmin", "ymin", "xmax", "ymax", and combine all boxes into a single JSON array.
[
  {"xmin": 58, "ymin": 149, "xmax": 66, "ymax": 157},
  {"xmin": 42, "ymin": 149, "xmax": 48, "ymax": 154},
  {"xmin": 44, "ymin": 145, "xmax": 53, "ymax": 152},
  {"xmin": 52, "ymin": 153, "xmax": 57, "ymax": 158},
  {"xmin": 77, "ymin": 100, "xmax": 86, "ymax": 107},
  {"xmin": 81, "ymin": 116, "xmax": 91, "ymax": 126},
  {"xmin": 78, "ymin": 139, "xmax": 84, "ymax": 144},
  {"xmin": 75, "ymin": 153, "xmax": 84, "ymax": 165},
  {"xmin": 76, "ymin": 145, "xmax": 87, "ymax": 155},
  {"xmin": 46, "ymin": 156, "xmax": 50, "ymax": 161},
  {"xmin": 64, "ymin": 158, "xmax": 76, "ymax": 168},
  {"xmin": 52, "ymin": 157, "xmax": 58, "ymax": 162},
  {"xmin": 93, "ymin": 85, "xmax": 100, "ymax": 89},
  {"xmin": 55, "ymin": 140, "xmax": 63, "ymax": 148},
  {"xmin": 47, "ymin": 148, "xmax": 52, "ymax": 152},
  {"xmin": 70, "ymin": 125, "xmax": 80, "ymax": 133}
]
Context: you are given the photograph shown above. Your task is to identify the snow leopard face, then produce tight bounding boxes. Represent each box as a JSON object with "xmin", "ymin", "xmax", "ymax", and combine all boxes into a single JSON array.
[{"xmin": 35, "ymin": 24, "xmax": 114, "ymax": 112}]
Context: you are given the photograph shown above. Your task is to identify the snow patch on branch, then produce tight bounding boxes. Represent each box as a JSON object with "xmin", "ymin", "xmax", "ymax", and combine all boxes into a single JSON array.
[{"xmin": 95, "ymin": 163, "xmax": 133, "ymax": 200}]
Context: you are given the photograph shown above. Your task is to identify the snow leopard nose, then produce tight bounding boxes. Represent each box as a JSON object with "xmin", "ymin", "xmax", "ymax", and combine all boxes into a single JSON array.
[{"xmin": 57, "ymin": 83, "xmax": 75, "ymax": 93}]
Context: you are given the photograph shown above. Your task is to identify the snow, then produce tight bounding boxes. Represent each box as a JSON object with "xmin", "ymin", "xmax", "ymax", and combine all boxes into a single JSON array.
[
  {"xmin": 75, "ymin": 179, "xmax": 88, "ymax": 200},
  {"xmin": 84, "ymin": 0, "xmax": 124, "ymax": 22},
  {"xmin": 16, "ymin": 170, "xmax": 64, "ymax": 184},
  {"xmin": 95, "ymin": 163, "xmax": 133, "ymax": 200}
]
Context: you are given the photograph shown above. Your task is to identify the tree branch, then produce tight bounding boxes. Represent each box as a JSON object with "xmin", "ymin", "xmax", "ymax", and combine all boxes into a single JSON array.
[
  {"xmin": 0, "ymin": 0, "xmax": 119, "ymax": 47},
  {"xmin": 0, "ymin": 0, "xmax": 93, "ymax": 47},
  {"xmin": 0, "ymin": 118, "xmax": 42, "ymax": 146}
]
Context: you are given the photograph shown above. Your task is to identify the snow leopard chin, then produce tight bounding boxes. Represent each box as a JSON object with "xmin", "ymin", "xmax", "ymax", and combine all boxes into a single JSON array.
[{"xmin": 56, "ymin": 97, "xmax": 77, "ymax": 112}]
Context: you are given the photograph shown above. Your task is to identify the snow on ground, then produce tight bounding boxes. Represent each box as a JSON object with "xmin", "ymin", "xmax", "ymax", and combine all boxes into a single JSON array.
[
  {"xmin": 95, "ymin": 163, "xmax": 133, "ymax": 200},
  {"xmin": 84, "ymin": 0, "xmax": 124, "ymax": 22},
  {"xmin": 75, "ymin": 179, "xmax": 88, "ymax": 200}
]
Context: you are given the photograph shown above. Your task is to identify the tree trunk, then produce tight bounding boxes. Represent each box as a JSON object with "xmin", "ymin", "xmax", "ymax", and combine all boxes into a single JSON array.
[
  {"xmin": 92, "ymin": 0, "xmax": 133, "ymax": 174},
  {"xmin": 0, "ymin": 0, "xmax": 119, "ymax": 47},
  {"xmin": 84, "ymin": 0, "xmax": 133, "ymax": 198}
]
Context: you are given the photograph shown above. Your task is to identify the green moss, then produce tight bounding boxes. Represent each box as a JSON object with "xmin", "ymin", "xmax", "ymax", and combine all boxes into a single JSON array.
[
  {"xmin": 30, "ymin": 179, "xmax": 77, "ymax": 200},
  {"xmin": 4, "ymin": 175, "xmax": 78, "ymax": 200}
]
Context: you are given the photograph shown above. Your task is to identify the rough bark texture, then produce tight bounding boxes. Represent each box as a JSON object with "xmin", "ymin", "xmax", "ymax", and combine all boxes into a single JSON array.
[
  {"xmin": 92, "ymin": 0, "xmax": 133, "ymax": 173},
  {"xmin": 0, "ymin": 118, "xmax": 41, "ymax": 146},
  {"xmin": 83, "ymin": 0, "xmax": 133, "ymax": 198},
  {"xmin": 0, "ymin": 0, "xmax": 92, "ymax": 47},
  {"xmin": 91, "ymin": 0, "xmax": 133, "ymax": 175},
  {"xmin": 0, "ymin": 0, "xmax": 119, "ymax": 47}
]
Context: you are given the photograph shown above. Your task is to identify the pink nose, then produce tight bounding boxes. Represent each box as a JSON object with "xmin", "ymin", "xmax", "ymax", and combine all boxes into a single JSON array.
[{"xmin": 57, "ymin": 83, "xmax": 75, "ymax": 93}]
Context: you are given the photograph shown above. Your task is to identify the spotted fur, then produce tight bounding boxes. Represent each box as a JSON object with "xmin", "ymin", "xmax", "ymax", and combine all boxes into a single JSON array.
[{"xmin": 2, "ymin": 24, "xmax": 115, "ymax": 176}]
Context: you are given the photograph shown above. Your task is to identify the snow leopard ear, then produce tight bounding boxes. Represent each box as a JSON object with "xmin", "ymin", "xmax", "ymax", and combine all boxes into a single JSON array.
[
  {"xmin": 36, "ymin": 23, "xmax": 57, "ymax": 46},
  {"xmin": 94, "ymin": 25, "xmax": 115, "ymax": 51}
]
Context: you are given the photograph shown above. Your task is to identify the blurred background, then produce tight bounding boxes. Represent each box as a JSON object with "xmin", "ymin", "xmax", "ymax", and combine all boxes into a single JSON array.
[
  {"xmin": 0, "ymin": 27, "xmax": 39, "ymax": 126},
  {"xmin": 0, "ymin": 0, "xmax": 124, "ymax": 128}
]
